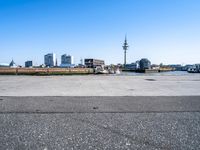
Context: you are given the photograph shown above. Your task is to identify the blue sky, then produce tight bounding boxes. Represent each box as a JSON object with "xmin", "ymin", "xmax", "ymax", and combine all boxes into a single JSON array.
[{"xmin": 0, "ymin": 0, "xmax": 200, "ymax": 65}]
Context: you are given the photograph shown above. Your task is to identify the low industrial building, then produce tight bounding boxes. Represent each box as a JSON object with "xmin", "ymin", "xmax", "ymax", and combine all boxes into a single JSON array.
[
  {"xmin": 84, "ymin": 59, "xmax": 105, "ymax": 68},
  {"xmin": 0, "ymin": 63, "xmax": 9, "ymax": 67},
  {"xmin": 25, "ymin": 61, "xmax": 33, "ymax": 68},
  {"xmin": 123, "ymin": 59, "xmax": 151, "ymax": 72},
  {"xmin": 168, "ymin": 64, "xmax": 182, "ymax": 71},
  {"xmin": 181, "ymin": 65, "xmax": 193, "ymax": 71},
  {"xmin": 124, "ymin": 63, "xmax": 137, "ymax": 71}
]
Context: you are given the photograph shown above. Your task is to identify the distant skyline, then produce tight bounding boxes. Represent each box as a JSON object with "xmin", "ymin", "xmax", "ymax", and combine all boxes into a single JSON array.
[{"xmin": 0, "ymin": 0, "xmax": 200, "ymax": 65}]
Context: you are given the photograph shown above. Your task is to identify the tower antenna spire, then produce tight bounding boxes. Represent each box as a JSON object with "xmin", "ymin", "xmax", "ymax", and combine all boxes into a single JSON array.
[{"xmin": 122, "ymin": 34, "xmax": 129, "ymax": 66}]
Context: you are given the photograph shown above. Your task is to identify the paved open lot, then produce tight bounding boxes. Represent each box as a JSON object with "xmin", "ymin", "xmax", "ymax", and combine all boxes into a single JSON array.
[
  {"xmin": 0, "ymin": 75, "xmax": 200, "ymax": 149},
  {"xmin": 0, "ymin": 75, "xmax": 200, "ymax": 96}
]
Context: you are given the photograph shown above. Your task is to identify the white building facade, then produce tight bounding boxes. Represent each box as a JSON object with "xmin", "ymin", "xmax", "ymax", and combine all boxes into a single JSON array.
[{"xmin": 44, "ymin": 53, "xmax": 56, "ymax": 67}]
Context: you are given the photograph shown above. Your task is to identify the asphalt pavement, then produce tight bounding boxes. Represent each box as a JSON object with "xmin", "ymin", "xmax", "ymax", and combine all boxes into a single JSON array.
[{"xmin": 0, "ymin": 96, "xmax": 200, "ymax": 150}]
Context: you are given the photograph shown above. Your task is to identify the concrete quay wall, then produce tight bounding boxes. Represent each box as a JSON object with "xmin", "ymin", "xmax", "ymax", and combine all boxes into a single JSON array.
[{"xmin": 0, "ymin": 68, "xmax": 94, "ymax": 75}]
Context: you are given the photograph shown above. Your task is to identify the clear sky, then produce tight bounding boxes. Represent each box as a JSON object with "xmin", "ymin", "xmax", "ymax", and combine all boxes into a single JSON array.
[{"xmin": 0, "ymin": 0, "xmax": 200, "ymax": 66}]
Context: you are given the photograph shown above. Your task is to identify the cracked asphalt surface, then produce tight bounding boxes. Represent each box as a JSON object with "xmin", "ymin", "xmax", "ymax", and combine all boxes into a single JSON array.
[{"xmin": 0, "ymin": 96, "xmax": 200, "ymax": 150}]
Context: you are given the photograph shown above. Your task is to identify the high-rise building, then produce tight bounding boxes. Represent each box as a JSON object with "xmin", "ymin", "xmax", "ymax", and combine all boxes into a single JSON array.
[
  {"xmin": 25, "ymin": 61, "xmax": 33, "ymax": 67},
  {"xmin": 44, "ymin": 53, "xmax": 56, "ymax": 67},
  {"xmin": 61, "ymin": 54, "xmax": 74, "ymax": 65}
]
